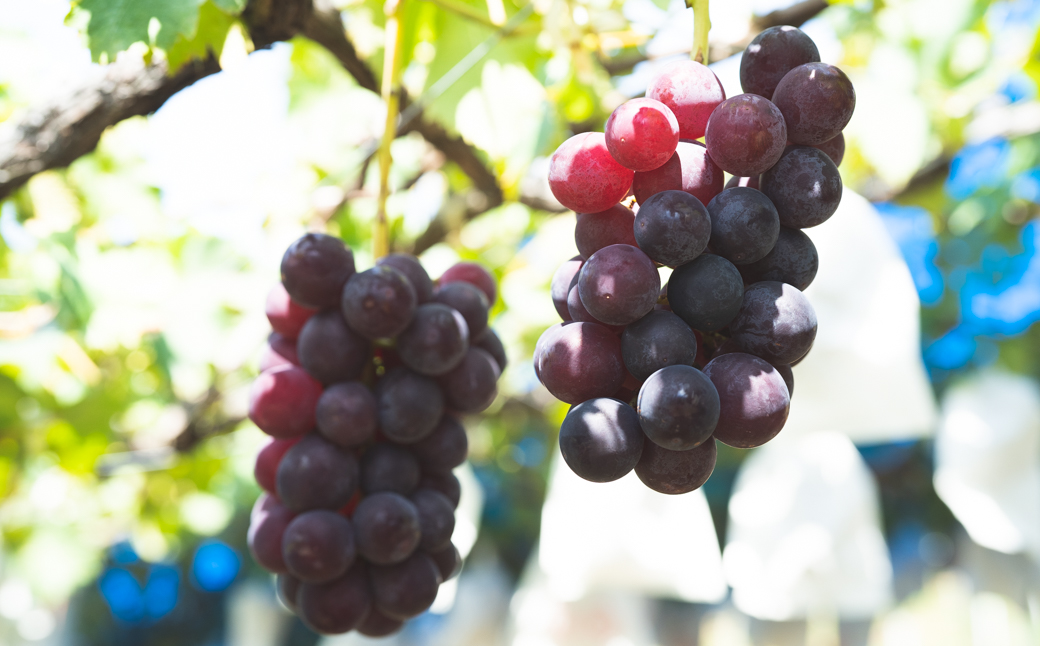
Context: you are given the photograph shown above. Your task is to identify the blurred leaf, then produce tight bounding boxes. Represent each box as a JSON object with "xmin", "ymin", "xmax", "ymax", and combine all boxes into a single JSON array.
[
  {"xmin": 166, "ymin": 2, "xmax": 234, "ymax": 71},
  {"xmin": 79, "ymin": 0, "xmax": 204, "ymax": 61}
]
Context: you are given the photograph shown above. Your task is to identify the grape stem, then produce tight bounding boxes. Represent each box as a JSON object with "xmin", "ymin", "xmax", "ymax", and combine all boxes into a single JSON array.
[
  {"xmin": 687, "ymin": 0, "xmax": 710, "ymax": 64},
  {"xmin": 376, "ymin": 0, "xmax": 405, "ymax": 259}
]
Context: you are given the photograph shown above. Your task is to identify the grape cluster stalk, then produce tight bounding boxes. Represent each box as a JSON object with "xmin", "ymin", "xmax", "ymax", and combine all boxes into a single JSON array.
[
  {"xmin": 248, "ymin": 233, "xmax": 506, "ymax": 636},
  {"xmin": 540, "ymin": 26, "xmax": 852, "ymax": 493}
]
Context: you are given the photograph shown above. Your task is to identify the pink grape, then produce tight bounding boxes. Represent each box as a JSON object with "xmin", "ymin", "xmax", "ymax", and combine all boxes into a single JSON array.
[
  {"xmin": 632, "ymin": 141, "xmax": 724, "ymax": 207},
  {"xmin": 605, "ymin": 98, "xmax": 680, "ymax": 172},
  {"xmin": 549, "ymin": 132, "xmax": 635, "ymax": 213},
  {"xmin": 647, "ymin": 60, "xmax": 726, "ymax": 140},
  {"xmin": 248, "ymin": 366, "xmax": 322, "ymax": 438}
]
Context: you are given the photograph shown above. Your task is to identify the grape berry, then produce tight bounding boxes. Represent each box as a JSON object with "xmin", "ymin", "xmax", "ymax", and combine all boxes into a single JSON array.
[
  {"xmin": 541, "ymin": 27, "xmax": 849, "ymax": 493},
  {"xmin": 249, "ymin": 234, "xmax": 502, "ymax": 635}
]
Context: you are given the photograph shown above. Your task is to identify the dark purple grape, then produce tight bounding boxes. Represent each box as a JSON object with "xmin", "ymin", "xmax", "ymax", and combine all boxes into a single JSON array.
[
  {"xmin": 635, "ymin": 438, "xmax": 716, "ymax": 495},
  {"xmin": 429, "ymin": 544, "xmax": 462, "ymax": 581},
  {"xmin": 739, "ymin": 26, "xmax": 821, "ymax": 100},
  {"xmin": 377, "ymin": 253, "xmax": 434, "ymax": 304},
  {"xmin": 577, "ymin": 244, "xmax": 661, "ymax": 326},
  {"xmin": 772, "ymin": 62, "xmax": 855, "ymax": 145},
  {"xmin": 704, "ymin": 352, "xmax": 790, "ymax": 448},
  {"xmin": 634, "ymin": 190, "xmax": 711, "ymax": 267},
  {"xmin": 297, "ymin": 311, "xmax": 371, "ymax": 385},
  {"xmin": 248, "ymin": 494, "xmax": 295, "ymax": 573},
  {"xmin": 761, "ymin": 146, "xmax": 842, "ymax": 229},
  {"xmin": 704, "ymin": 95, "xmax": 787, "ymax": 177},
  {"xmin": 277, "ymin": 574, "xmax": 301, "ymax": 612},
  {"xmin": 282, "ymin": 510, "xmax": 356, "ymax": 583},
  {"xmin": 559, "ymin": 398, "xmax": 644, "ymax": 482},
  {"xmin": 567, "ymin": 285, "xmax": 625, "ymax": 334},
  {"xmin": 637, "ymin": 365, "xmax": 719, "ymax": 451},
  {"xmin": 668, "ymin": 254, "xmax": 744, "ymax": 332},
  {"xmin": 433, "ymin": 281, "xmax": 489, "ymax": 340},
  {"xmin": 396, "ymin": 303, "xmax": 469, "ymax": 376},
  {"xmin": 707, "ymin": 187, "xmax": 780, "ymax": 265},
  {"xmin": 738, "ymin": 226, "xmax": 818, "ymax": 291},
  {"xmin": 276, "ymin": 434, "xmax": 359, "ymax": 513},
  {"xmin": 280, "ymin": 233, "xmax": 356, "ymax": 309},
  {"xmin": 729, "ymin": 281, "xmax": 817, "ymax": 365},
  {"xmin": 315, "ymin": 382, "xmax": 376, "ymax": 449},
  {"xmin": 297, "ymin": 565, "xmax": 371, "ymax": 635},
  {"xmin": 475, "ymin": 328, "xmax": 507, "ymax": 372},
  {"xmin": 621, "ymin": 310, "xmax": 698, "ymax": 381},
  {"xmin": 357, "ymin": 609, "xmax": 404, "ymax": 637},
  {"xmin": 352, "ymin": 492, "xmax": 422, "ymax": 565},
  {"xmin": 375, "ymin": 367, "xmax": 445, "ymax": 443},
  {"xmin": 813, "ymin": 132, "xmax": 845, "ymax": 166},
  {"xmin": 775, "ymin": 363, "xmax": 794, "ymax": 397},
  {"xmin": 410, "ymin": 416, "xmax": 468, "ymax": 473},
  {"xmin": 341, "ymin": 266, "xmax": 417, "ymax": 340},
  {"xmin": 725, "ymin": 175, "xmax": 760, "ymax": 190},
  {"xmin": 551, "ymin": 257, "xmax": 583, "ymax": 322},
  {"xmin": 370, "ymin": 552, "xmax": 442, "ymax": 620},
  {"xmin": 535, "ymin": 322, "xmax": 626, "ymax": 404},
  {"xmin": 575, "ymin": 204, "xmax": 638, "ymax": 259},
  {"xmin": 632, "ymin": 140, "xmax": 724, "ymax": 207},
  {"xmin": 360, "ymin": 443, "xmax": 421, "ymax": 495},
  {"xmin": 411, "ymin": 488, "xmax": 455, "ymax": 551},
  {"xmin": 420, "ymin": 471, "xmax": 461, "ymax": 508}
]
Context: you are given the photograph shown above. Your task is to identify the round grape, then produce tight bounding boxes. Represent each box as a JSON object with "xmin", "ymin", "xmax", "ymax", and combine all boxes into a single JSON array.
[
  {"xmin": 297, "ymin": 565, "xmax": 371, "ymax": 635},
  {"xmin": 739, "ymin": 26, "xmax": 821, "ymax": 100},
  {"xmin": 647, "ymin": 59, "xmax": 726, "ymax": 140},
  {"xmin": 548, "ymin": 132, "xmax": 634, "ymax": 214},
  {"xmin": 761, "ymin": 146, "xmax": 842, "ymax": 229},
  {"xmin": 248, "ymin": 494, "xmax": 295, "ymax": 573},
  {"xmin": 282, "ymin": 510, "xmax": 356, "ymax": 583},
  {"xmin": 248, "ymin": 365, "xmax": 322, "ymax": 438},
  {"xmin": 420, "ymin": 471, "xmax": 461, "ymax": 509},
  {"xmin": 375, "ymin": 367, "xmax": 445, "ymax": 443},
  {"xmin": 637, "ymin": 365, "xmax": 719, "ymax": 451},
  {"xmin": 704, "ymin": 94, "xmax": 787, "ymax": 177},
  {"xmin": 411, "ymin": 488, "xmax": 456, "ymax": 551},
  {"xmin": 357, "ymin": 609, "xmax": 404, "ymax": 637},
  {"xmin": 439, "ymin": 262, "xmax": 497, "ymax": 304},
  {"xmin": 667, "ymin": 254, "xmax": 744, "ymax": 332},
  {"xmin": 410, "ymin": 415, "xmax": 468, "ymax": 473},
  {"xmin": 577, "ymin": 244, "xmax": 660, "ymax": 326},
  {"xmin": 559, "ymin": 398, "xmax": 644, "ymax": 483},
  {"xmin": 535, "ymin": 322, "xmax": 626, "ymax": 404},
  {"xmin": 772, "ymin": 62, "xmax": 855, "ymax": 145},
  {"xmin": 266, "ymin": 283, "xmax": 316, "ymax": 340},
  {"xmin": 567, "ymin": 285, "xmax": 625, "ymax": 334},
  {"xmin": 433, "ymin": 281, "xmax": 489, "ymax": 340},
  {"xmin": 341, "ymin": 266, "xmax": 417, "ymax": 340},
  {"xmin": 634, "ymin": 190, "xmax": 711, "ymax": 267},
  {"xmin": 813, "ymin": 132, "xmax": 845, "ymax": 166},
  {"xmin": 475, "ymin": 328, "xmax": 507, "ymax": 372},
  {"xmin": 707, "ymin": 187, "xmax": 780, "ymax": 265},
  {"xmin": 575, "ymin": 204, "xmax": 637, "ymax": 259},
  {"xmin": 438, "ymin": 347, "xmax": 500, "ymax": 413},
  {"xmin": 738, "ymin": 226, "xmax": 819, "ymax": 291},
  {"xmin": 297, "ymin": 311, "xmax": 372, "ymax": 384},
  {"xmin": 280, "ymin": 233, "xmax": 356, "ymax": 309},
  {"xmin": 429, "ymin": 543, "xmax": 462, "ymax": 581},
  {"xmin": 259, "ymin": 332, "xmax": 300, "ymax": 372},
  {"xmin": 729, "ymin": 281, "xmax": 818, "ymax": 365},
  {"xmin": 396, "ymin": 303, "xmax": 469, "ymax": 376},
  {"xmin": 635, "ymin": 437, "xmax": 716, "ymax": 495},
  {"xmin": 315, "ymin": 381, "xmax": 377, "ymax": 449},
  {"xmin": 254, "ymin": 437, "xmax": 301, "ymax": 494},
  {"xmin": 605, "ymin": 98, "xmax": 680, "ymax": 171},
  {"xmin": 352, "ymin": 492, "xmax": 422, "ymax": 565},
  {"xmin": 551, "ymin": 257, "xmax": 583, "ymax": 322},
  {"xmin": 370, "ymin": 553, "xmax": 442, "ymax": 620},
  {"xmin": 276, "ymin": 434, "xmax": 359, "ymax": 513},
  {"xmin": 704, "ymin": 352, "xmax": 790, "ymax": 448}
]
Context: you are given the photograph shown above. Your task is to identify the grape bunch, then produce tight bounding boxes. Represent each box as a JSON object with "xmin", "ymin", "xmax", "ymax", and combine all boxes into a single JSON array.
[
  {"xmin": 539, "ymin": 26, "xmax": 850, "ymax": 494},
  {"xmin": 247, "ymin": 233, "xmax": 506, "ymax": 636}
]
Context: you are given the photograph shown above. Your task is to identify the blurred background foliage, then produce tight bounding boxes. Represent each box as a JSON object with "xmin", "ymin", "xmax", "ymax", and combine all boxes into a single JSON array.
[{"xmin": 1, "ymin": 0, "xmax": 1040, "ymax": 642}]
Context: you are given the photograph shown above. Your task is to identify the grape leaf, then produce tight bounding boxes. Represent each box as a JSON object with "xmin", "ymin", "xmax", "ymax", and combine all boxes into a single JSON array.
[
  {"xmin": 166, "ymin": 2, "xmax": 235, "ymax": 72},
  {"xmin": 79, "ymin": 0, "xmax": 203, "ymax": 62}
]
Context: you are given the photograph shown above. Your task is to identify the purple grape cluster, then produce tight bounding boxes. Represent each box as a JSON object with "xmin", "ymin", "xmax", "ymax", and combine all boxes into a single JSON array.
[
  {"xmin": 248, "ymin": 233, "xmax": 505, "ymax": 636},
  {"xmin": 539, "ymin": 26, "xmax": 850, "ymax": 494}
]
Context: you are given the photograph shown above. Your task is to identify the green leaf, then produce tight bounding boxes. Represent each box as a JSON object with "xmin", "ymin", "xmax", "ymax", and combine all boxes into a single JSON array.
[
  {"xmin": 79, "ymin": 0, "xmax": 204, "ymax": 62},
  {"xmin": 166, "ymin": 2, "xmax": 234, "ymax": 72}
]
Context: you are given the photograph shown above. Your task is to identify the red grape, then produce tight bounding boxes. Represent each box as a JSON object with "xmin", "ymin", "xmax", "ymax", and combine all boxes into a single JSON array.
[
  {"xmin": 548, "ymin": 132, "xmax": 634, "ymax": 214},
  {"xmin": 647, "ymin": 59, "xmax": 726, "ymax": 140},
  {"xmin": 248, "ymin": 365, "xmax": 322, "ymax": 438},
  {"xmin": 704, "ymin": 94, "xmax": 787, "ymax": 177},
  {"xmin": 632, "ymin": 140, "xmax": 724, "ymax": 207},
  {"xmin": 605, "ymin": 98, "xmax": 680, "ymax": 171}
]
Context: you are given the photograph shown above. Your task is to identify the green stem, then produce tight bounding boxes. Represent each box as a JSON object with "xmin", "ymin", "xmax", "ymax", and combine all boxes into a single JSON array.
[
  {"xmin": 375, "ymin": 0, "xmax": 404, "ymax": 259},
  {"xmin": 689, "ymin": 0, "xmax": 710, "ymax": 64}
]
